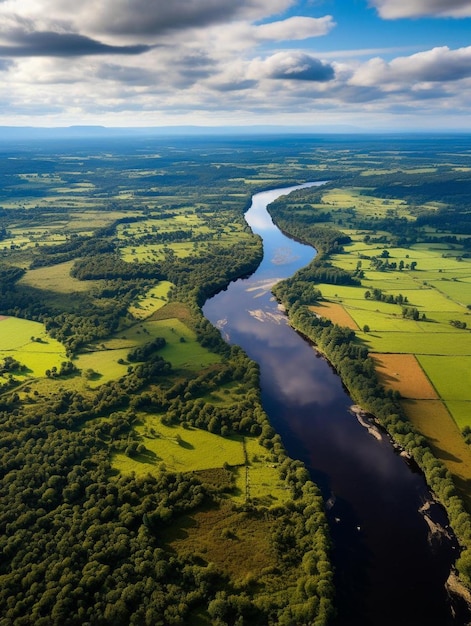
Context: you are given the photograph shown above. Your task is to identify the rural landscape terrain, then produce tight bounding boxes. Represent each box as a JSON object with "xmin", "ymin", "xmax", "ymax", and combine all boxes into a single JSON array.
[{"xmin": 0, "ymin": 131, "xmax": 471, "ymax": 625}]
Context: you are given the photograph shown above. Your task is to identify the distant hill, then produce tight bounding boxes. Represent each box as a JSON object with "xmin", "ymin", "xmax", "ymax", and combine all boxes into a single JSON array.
[{"xmin": 1, "ymin": 125, "xmax": 470, "ymax": 142}]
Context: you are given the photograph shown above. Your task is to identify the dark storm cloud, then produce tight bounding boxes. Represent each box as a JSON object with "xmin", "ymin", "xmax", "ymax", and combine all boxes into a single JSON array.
[{"xmin": 0, "ymin": 31, "xmax": 154, "ymax": 57}]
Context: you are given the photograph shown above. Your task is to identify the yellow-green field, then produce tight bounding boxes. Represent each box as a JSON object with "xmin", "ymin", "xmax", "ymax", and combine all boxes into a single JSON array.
[
  {"xmin": 417, "ymin": 355, "xmax": 471, "ymax": 401},
  {"xmin": 0, "ymin": 316, "xmax": 67, "ymax": 377},
  {"xmin": 76, "ymin": 313, "xmax": 221, "ymax": 387},
  {"xmin": 320, "ymin": 188, "xmax": 411, "ymax": 220},
  {"xmin": 113, "ymin": 419, "xmax": 246, "ymax": 474},
  {"xmin": 128, "ymin": 281, "xmax": 173, "ymax": 319},
  {"xmin": 232, "ymin": 437, "xmax": 290, "ymax": 506},
  {"xmin": 19, "ymin": 260, "xmax": 99, "ymax": 293},
  {"xmin": 112, "ymin": 417, "xmax": 290, "ymax": 506},
  {"xmin": 118, "ymin": 211, "xmax": 254, "ymax": 262},
  {"xmin": 1, "ymin": 209, "xmax": 128, "ymax": 251}
]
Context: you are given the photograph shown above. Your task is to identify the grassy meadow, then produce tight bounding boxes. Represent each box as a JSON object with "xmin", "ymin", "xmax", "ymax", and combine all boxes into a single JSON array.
[
  {"xmin": 113, "ymin": 420, "xmax": 246, "ymax": 474},
  {"xmin": 0, "ymin": 316, "xmax": 67, "ymax": 378}
]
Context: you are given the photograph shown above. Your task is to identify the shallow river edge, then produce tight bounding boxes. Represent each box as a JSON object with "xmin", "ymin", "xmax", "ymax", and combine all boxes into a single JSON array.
[{"xmin": 266, "ymin": 194, "xmax": 471, "ymax": 619}]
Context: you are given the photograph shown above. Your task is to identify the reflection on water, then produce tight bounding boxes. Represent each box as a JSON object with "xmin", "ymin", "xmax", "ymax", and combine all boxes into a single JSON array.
[{"xmin": 203, "ymin": 184, "xmax": 458, "ymax": 626}]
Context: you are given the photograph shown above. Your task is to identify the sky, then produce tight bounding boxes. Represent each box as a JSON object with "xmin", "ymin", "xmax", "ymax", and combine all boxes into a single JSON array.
[{"xmin": 0, "ymin": 0, "xmax": 471, "ymax": 130}]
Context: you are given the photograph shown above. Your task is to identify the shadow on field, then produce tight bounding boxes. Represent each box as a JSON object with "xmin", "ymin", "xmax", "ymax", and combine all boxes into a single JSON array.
[{"xmin": 429, "ymin": 440, "xmax": 463, "ymax": 464}]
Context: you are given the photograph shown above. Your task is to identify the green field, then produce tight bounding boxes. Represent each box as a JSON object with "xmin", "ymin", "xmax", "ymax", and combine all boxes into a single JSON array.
[
  {"xmin": 128, "ymin": 281, "xmax": 173, "ymax": 319},
  {"xmin": 417, "ymin": 355, "xmax": 471, "ymax": 403},
  {"xmin": 0, "ymin": 316, "xmax": 67, "ymax": 377},
  {"xmin": 113, "ymin": 419, "xmax": 246, "ymax": 474},
  {"xmin": 112, "ymin": 417, "xmax": 290, "ymax": 506},
  {"xmin": 75, "ymin": 314, "xmax": 221, "ymax": 387},
  {"xmin": 19, "ymin": 260, "xmax": 99, "ymax": 293}
]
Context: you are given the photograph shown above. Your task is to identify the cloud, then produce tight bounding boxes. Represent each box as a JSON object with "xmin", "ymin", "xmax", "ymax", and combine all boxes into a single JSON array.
[
  {"xmin": 370, "ymin": 0, "xmax": 471, "ymax": 18},
  {"xmin": 4, "ymin": 0, "xmax": 295, "ymax": 40},
  {"xmin": 255, "ymin": 15, "xmax": 335, "ymax": 41},
  {"xmin": 251, "ymin": 51, "xmax": 335, "ymax": 81},
  {"xmin": 0, "ymin": 31, "xmax": 153, "ymax": 56},
  {"xmin": 0, "ymin": 58, "xmax": 13, "ymax": 70},
  {"xmin": 350, "ymin": 46, "xmax": 471, "ymax": 86}
]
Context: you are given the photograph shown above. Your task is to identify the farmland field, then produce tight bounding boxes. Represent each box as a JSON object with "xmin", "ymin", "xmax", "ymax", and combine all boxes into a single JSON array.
[{"xmin": 372, "ymin": 353, "xmax": 438, "ymax": 400}]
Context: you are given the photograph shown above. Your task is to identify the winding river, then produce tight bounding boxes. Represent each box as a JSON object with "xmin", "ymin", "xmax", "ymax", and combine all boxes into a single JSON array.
[{"xmin": 203, "ymin": 184, "xmax": 462, "ymax": 626}]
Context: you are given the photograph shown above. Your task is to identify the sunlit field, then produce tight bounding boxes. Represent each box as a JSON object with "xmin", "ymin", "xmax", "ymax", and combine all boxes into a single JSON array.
[{"xmin": 0, "ymin": 316, "xmax": 67, "ymax": 377}]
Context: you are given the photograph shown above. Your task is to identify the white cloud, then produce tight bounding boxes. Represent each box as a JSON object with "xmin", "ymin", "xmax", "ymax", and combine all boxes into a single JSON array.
[
  {"xmin": 255, "ymin": 15, "xmax": 335, "ymax": 41},
  {"xmin": 350, "ymin": 46, "xmax": 471, "ymax": 86},
  {"xmin": 370, "ymin": 0, "xmax": 471, "ymax": 19}
]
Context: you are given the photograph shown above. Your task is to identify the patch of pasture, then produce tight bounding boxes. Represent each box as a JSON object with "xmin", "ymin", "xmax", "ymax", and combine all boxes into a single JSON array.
[
  {"xmin": 417, "ymin": 356, "xmax": 471, "ymax": 403},
  {"xmin": 401, "ymin": 398, "xmax": 471, "ymax": 488},
  {"xmin": 361, "ymin": 331, "xmax": 471, "ymax": 355},
  {"xmin": 423, "ymin": 310, "xmax": 470, "ymax": 328},
  {"xmin": 428, "ymin": 280, "xmax": 471, "ymax": 305},
  {"xmin": 76, "ymin": 310, "xmax": 219, "ymax": 384},
  {"xmin": 19, "ymin": 260, "xmax": 99, "ymax": 293},
  {"xmin": 113, "ymin": 419, "xmax": 246, "ymax": 475},
  {"xmin": 445, "ymin": 402, "xmax": 471, "ymax": 430},
  {"xmin": 232, "ymin": 438, "xmax": 290, "ymax": 506},
  {"xmin": 146, "ymin": 319, "xmax": 221, "ymax": 370},
  {"xmin": 122, "ymin": 242, "xmax": 196, "ymax": 261},
  {"xmin": 327, "ymin": 255, "xmax": 359, "ymax": 273},
  {"xmin": 348, "ymin": 308, "xmax": 416, "ymax": 332},
  {"xmin": 0, "ymin": 317, "xmax": 67, "ymax": 376},
  {"xmin": 321, "ymin": 188, "xmax": 411, "ymax": 220},
  {"xmin": 128, "ymin": 281, "xmax": 173, "ymax": 319},
  {"xmin": 66, "ymin": 210, "xmax": 128, "ymax": 230},
  {"xmin": 105, "ymin": 318, "xmax": 220, "ymax": 371},
  {"xmin": 361, "ymin": 272, "xmax": 418, "ymax": 290},
  {"xmin": 315, "ymin": 283, "xmax": 368, "ymax": 302},
  {"xmin": 395, "ymin": 288, "xmax": 465, "ymax": 313},
  {"xmin": 73, "ymin": 349, "xmax": 129, "ymax": 387},
  {"xmin": 409, "ymin": 256, "xmax": 470, "ymax": 273}
]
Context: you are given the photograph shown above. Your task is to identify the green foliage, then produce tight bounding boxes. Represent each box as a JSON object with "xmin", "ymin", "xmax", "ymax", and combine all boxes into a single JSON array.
[{"xmin": 127, "ymin": 337, "xmax": 166, "ymax": 362}]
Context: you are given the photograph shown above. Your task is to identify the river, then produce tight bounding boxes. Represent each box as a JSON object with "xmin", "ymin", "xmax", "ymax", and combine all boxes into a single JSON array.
[{"xmin": 203, "ymin": 183, "xmax": 462, "ymax": 626}]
